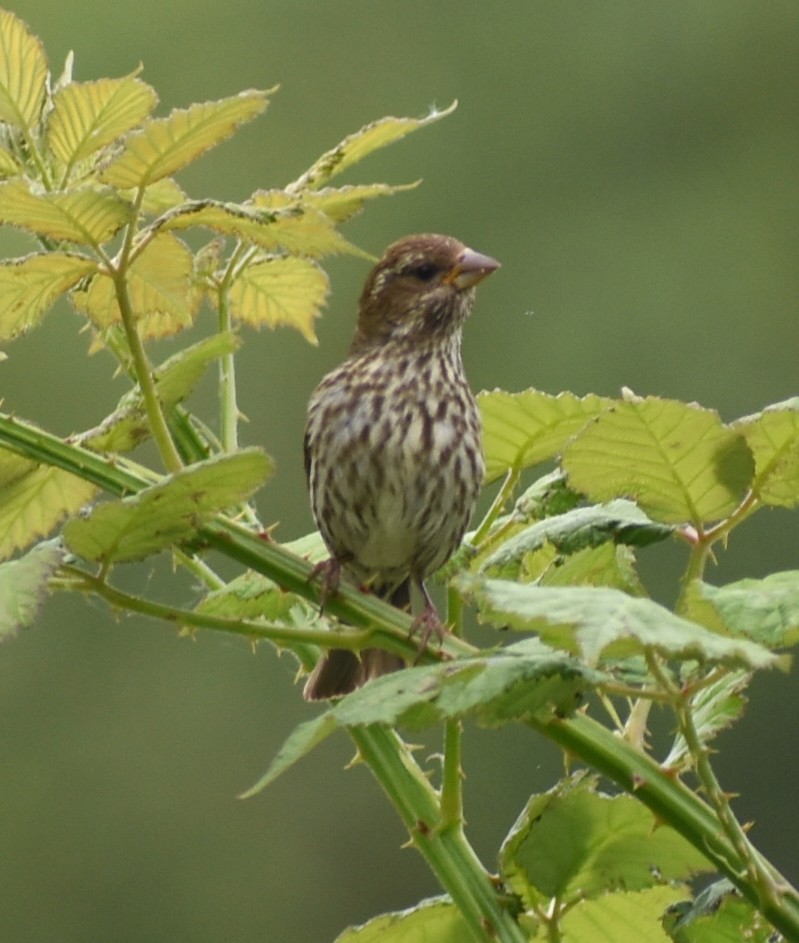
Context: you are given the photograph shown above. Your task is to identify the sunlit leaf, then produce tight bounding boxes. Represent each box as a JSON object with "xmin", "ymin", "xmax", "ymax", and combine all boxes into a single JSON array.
[
  {"xmin": 228, "ymin": 255, "xmax": 329, "ymax": 343},
  {"xmin": 663, "ymin": 879, "xmax": 776, "ymax": 943},
  {"xmin": 478, "ymin": 389, "xmax": 612, "ymax": 484},
  {"xmin": 47, "ymin": 72, "xmax": 158, "ymax": 170},
  {"xmin": 73, "ymin": 232, "xmax": 197, "ymax": 338},
  {"xmin": 499, "ymin": 775, "xmax": 709, "ymax": 905},
  {"xmin": 0, "ymin": 539, "xmax": 65, "ymax": 641},
  {"xmin": 662, "ymin": 671, "xmax": 750, "ymax": 772},
  {"xmin": 288, "ymin": 101, "xmax": 457, "ymax": 191},
  {"xmin": 0, "ymin": 178, "xmax": 131, "ymax": 245},
  {"xmin": 0, "ymin": 147, "xmax": 20, "ymax": 177},
  {"xmin": 63, "ymin": 449, "xmax": 272, "ymax": 563},
  {"xmin": 136, "ymin": 177, "xmax": 187, "ymax": 215},
  {"xmin": 537, "ymin": 543, "xmax": 648, "ymax": 596},
  {"xmin": 100, "ymin": 89, "xmax": 271, "ymax": 188},
  {"xmin": 0, "ymin": 252, "xmax": 95, "ymax": 339},
  {"xmin": 0, "ymin": 461, "xmax": 97, "ymax": 560},
  {"xmin": 252, "ymin": 181, "xmax": 419, "ymax": 223},
  {"xmin": 734, "ymin": 397, "xmax": 799, "ymax": 508},
  {"xmin": 461, "ymin": 576, "xmax": 784, "ymax": 671},
  {"xmin": 334, "ymin": 897, "xmax": 471, "ymax": 943},
  {"xmin": 159, "ymin": 199, "xmax": 367, "ymax": 257},
  {"xmin": 564, "ymin": 887, "xmax": 685, "ymax": 943},
  {"xmin": 683, "ymin": 571, "xmax": 799, "ymax": 648},
  {"xmin": 0, "ymin": 9, "xmax": 47, "ymax": 129},
  {"xmin": 562, "ymin": 396, "xmax": 754, "ymax": 525}
]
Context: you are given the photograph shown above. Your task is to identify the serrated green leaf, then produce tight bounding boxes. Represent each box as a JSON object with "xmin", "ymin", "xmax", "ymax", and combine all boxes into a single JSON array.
[
  {"xmin": 0, "ymin": 252, "xmax": 95, "ymax": 339},
  {"xmin": 0, "ymin": 539, "xmax": 65, "ymax": 641},
  {"xmin": 499, "ymin": 775, "xmax": 710, "ymax": 906},
  {"xmin": 47, "ymin": 72, "xmax": 158, "ymax": 170},
  {"xmin": 662, "ymin": 671, "xmax": 749, "ymax": 772},
  {"xmin": 0, "ymin": 147, "xmax": 20, "ymax": 177},
  {"xmin": 73, "ymin": 232, "xmax": 197, "ymax": 338},
  {"xmin": 63, "ymin": 449, "xmax": 271, "ymax": 563},
  {"xmin": 0, "ymin": 179, "xmax": 131, "ymax": 245},
  {"xmin": 482, "ymin": 500, "xmax": 673, "ymax": 575},
  {"xmin": 683, "ymin": 571, "xmax": 799, "ymax": 648},
  {"xmin": 252, "ymin": 181, "xmax": 419, "ymax": 224},
  {"xmin": 288, "ymin": 102, "xmax": 457, "ymax": 192},
  {"xmin": 461, "ymin": 576, "xmax": 784, "ymax": 671},
  {"xmin": 478, "ymin": 389, "xmax": 612, "ymax": 484},
  {"xmin": 663, "ymin": 879, "xmax": 775, "ymax": 943},
  {"xmin": 735, "ymin": 397, "xmax": 799, "ymax": 508},
  {"xmin": 0, "ymin": 10, "xmax": 47, "ymax": 129},
  {"xmin": 228, "ymin": 255, "xmax": 328, "ymax": 343},
  {"xmin": 159, "ymin": 199, "xmax": 367, "ymax": 258},
  {"xmin": 135, "ymin": 177, "xmax": 187, "ymax": 215},
  {"xmin": 0, "ymin": 461, "xmax": 97, "ymax": 560},
  {"xmin": 563, "ymin": 397, "xmax": 755, "ymax": 525},
  {"xmin": 334, "ymin": 896, "xmax": 470, "ymax": 943},
  {"xmin": 565, "ymin": 887, "xmax": 685, "ymax": 943},
  {"xmin": 100, "ymin": 89, "xmax": 271, "ymax": 188},
  {"xmin": 538, "ymin": 543, "xmax": 648, "ymax": 596},
  {"xmin": 249, "ymin": 638, "xmax": 598, "ymax": 794}
]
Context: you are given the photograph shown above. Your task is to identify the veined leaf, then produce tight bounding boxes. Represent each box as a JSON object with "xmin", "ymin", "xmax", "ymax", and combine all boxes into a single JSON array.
[
  {"xmin": 252, "ymin": 181, "xmax": 419, "ymax": 224},
  {"xmin": 481, "ymin": 500, "xmax": 673, "ymax": 574},
  {"xmin": 0, "ymin": 9, "xmax": 47, "ymax": 129},
  {"xmin": 228, "ymin": 255, "xmax": 329, "ymax": 343},
  {"xmin": 246, "ymin": 638, "xmax": 598, "ymax": 794},
  {"xmin": 0, "ymin": 539, "xmax": 65, "ymax": 642},
  {"xmin": 499, "ymin": 775, "xmax": 709, "ymax": 905},
  {"xmin": 0, "ymin": 178, "xmax": 131, "ymax": 245},
  {"xmin": 334, "ymin": 897, "xmax": 470, "ymax": 943},
  {"xmin": 100, "ymin": 89, "xmax": 271, "ymax": 189},
  {"xmin": 73, "ymin": 232, "xmax": 197, "ymax": 338},
  {"xmin": 683, "ymin": 571, "xmax": 799, "ymax": 648},
  {"xmin": 478, "ymin": 389, "xmax": 612, "ymax": 484},
  {"xmin": 562, "ymin": 396, "xmax": 754, "ymax": 525},
  {"xmin": 537, "ymin": 543, "xmax": 648, "ymax": 596},
  {"xmin": 63, "ymin": 449, "xmax": 272, "ymax": 564},
  {"xmin": 159, "ymin": 199, "xmax": 367, "ymax": 258},
  {"xmin": 287, "ymin": 101, "xmax": 457, "ymax": 191},
  {"xmin": 136, "ymin": 178, "xmax": 187, "ymax": 215},
  {"xmin": 663, "ymin": 879, "xmax": 775, "ymax": 942},
  {"xmin": 0, "ymin": 252, "xmax": 95, "ymax": 339},
  {"xmin": 0, "ymin": 462, "xmax": 97, "ymax": 560},
  {"xmin": 461, "ymin": 576, "xmax": 784, "ymax": 671},
  {"xmin": 563, "ymin": 887, "xmax": 686, "ymax": 943},
  {"xmin": 734, "ymin": 397, "xmax": 799, "ymax": 508},
  {"xmin": 47, "ymin": 72, "xmax": 158, "ymax": 171},
  {"xmin": 0, "ymin": 147, "xmax": 20, "ymax": 177}
]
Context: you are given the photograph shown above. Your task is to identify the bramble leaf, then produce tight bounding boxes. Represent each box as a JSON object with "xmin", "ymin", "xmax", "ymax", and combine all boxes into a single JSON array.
[
  {"xmin": 563, "ymin": 396, "xmax": 754, "ymax": 525},
  {"xmin": 478, "ymin": 389, "xmax": 611, "ymax": 484},
  {"xmin": 252, "ymin": 181, "xmax": 419, "ymax": 224},
  {"xmin": 0, "ymin": 9, "xmax": 47, "ymax": 130},
  {"xmin": 100, "ymin": 89, "xmax": 271, "ymax": 188},
  {"xmin": 0, "ymin": 539, "xmax": 65, "ymax": 642},
  {"xmin": 227, "ymin": 255, "xmax": 329, "ymax": 343},
  {"xmin": 63, "ymin": 449, "xmax": 271, "ymax": 564},
  {"xmin": 735, "ymin": 397, "xmax": 799, "ymax": 508}
]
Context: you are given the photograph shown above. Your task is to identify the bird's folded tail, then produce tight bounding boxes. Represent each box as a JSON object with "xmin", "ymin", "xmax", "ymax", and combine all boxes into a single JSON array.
[{"xmin": 302, "ymin": 580, "xmax": 408, "ymax": 701}]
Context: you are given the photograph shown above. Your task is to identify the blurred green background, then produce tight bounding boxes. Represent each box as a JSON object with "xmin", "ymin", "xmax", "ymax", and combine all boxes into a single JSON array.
[{"xmin": 1, "ymin": 2, "xmax": 797, "ymax": 940}]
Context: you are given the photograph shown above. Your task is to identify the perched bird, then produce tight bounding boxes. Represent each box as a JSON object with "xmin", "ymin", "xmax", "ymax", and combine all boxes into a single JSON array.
[{"xmin": 302, "ymin": 233, "xmax": 500, "ymax": 700}]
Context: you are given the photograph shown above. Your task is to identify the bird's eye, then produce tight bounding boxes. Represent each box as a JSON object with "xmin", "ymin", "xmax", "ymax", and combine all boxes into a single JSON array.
[{"xmin": 410, "ymin": 262, "xmax": 438, "ymax": 282}]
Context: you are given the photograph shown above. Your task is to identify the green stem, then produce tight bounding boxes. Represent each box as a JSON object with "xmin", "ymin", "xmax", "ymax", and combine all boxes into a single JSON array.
[
  {"xmin": 472, "ymin": 468, "xmax": 520, "ymax": 547},
  {"xmin": 533, "ymin": 711, "xmax": 799, "ymax": 940},
  {"xmin": 350, "ymin": 726, "xmax": 527, "ymax": 943},
  {"xmin": 440, "ymin": 719, "xmax": 464, "ymax": 829},
  {"xmin": 217, "ymin": 283, "xmax": 239, "ymax": 454}
]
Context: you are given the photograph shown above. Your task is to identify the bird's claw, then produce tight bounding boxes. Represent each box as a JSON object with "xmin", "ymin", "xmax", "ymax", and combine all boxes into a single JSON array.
[
  {"xmin": 308, "ymin": 557, "xmax": 342, "ymax": 612},
  {"xmin": 409, "ymin": 603, "xmax": 448, "ymax": 664}
]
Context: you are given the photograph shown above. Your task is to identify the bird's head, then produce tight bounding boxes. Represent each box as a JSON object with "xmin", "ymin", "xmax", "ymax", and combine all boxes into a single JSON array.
[{"xmin": 350, "ymin": 233, "xmax": 499, "ymax": 353}]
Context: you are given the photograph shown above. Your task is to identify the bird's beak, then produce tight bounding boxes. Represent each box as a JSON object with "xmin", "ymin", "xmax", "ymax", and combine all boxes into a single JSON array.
[{"xmin": 444, "ymin": 247, "xmax": 501, "ymax": 290}]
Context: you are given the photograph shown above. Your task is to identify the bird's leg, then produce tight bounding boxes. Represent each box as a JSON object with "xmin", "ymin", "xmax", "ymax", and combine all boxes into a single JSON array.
[
  {"xmin": 307, "ymin": 557, "xmax": 343, "ymax": 612},
  {"xmin": 409, "ymin": 579, "xmax": 449, "ymax": 663}
]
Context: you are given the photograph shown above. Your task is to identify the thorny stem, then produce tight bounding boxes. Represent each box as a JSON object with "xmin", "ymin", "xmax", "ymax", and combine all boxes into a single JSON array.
[
  {"xmin": 471, "ymin": 468, "xmax": 520, "ymax": 547},
  {"xmin": 645, "ymin": 651, "xmax": 788, "ymax": 914}
]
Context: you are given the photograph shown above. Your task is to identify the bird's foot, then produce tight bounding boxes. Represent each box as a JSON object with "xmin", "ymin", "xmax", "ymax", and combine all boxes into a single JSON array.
[
  {"xmin": 409, "ymin": 599, "xmax": 448, "ymax": 664},
  {"xmin": 307, "ymin": 557, "xmax": 342, "ymax": 612}
]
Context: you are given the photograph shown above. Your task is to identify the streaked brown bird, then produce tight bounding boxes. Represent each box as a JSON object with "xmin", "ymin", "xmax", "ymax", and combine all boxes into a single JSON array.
[{"xmin": 302, "ymin": 233, "xmax": 500, "ymax": 700}]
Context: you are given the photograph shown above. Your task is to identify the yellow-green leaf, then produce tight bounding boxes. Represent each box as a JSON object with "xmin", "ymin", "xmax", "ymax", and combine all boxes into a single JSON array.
[
  {"xmin": 228, "ymin": 256, "xmax": 328, "ymax": 343},
  {"xmin": 287, "ymin": 101, "xmax": 457, "ymax": 191},
  {"xmin": 100, "ymin": 89, "xmax": 271, "ymax": 189},
  {"xmin": 135, "ymin": 177, "xmax": 187, "ymax": 215},
  {"xmin": 47, "ymin": 72, "xmax": 158, "ymax": 170},
  {"xmin": 734, "ymin": 397, "xmax": 799, "ymax": 508},
  {"xmin": 73, "ymin": 232, "xmax": 196, "ymax": 339},
  {"xmin": 159, "ymin": 199, "xmax": 367, "ymax": 257},
  {"xmin": 0, "ymin": 147, "xmax": 20, "ymax": 178},
  {"xmin": 478, "ymin": 389, "xmax": 612, "ymax": 484},
  {"xmin": 0, "ymin": 252, "xmax": 95, "ymax": 339},
  {"xmin": 252, "ymin": 181, "xmax": 419, "ymax": 224},
  {"xmin": 63, "ymin": 449, "xmax": 272, "ymax": 564},
  {"xmin": 0, "ymin": 539, "xmax": 65, "ymax": 641},
  {"xmin": 563, "ymin": 396, "xmax": 755, "ymax": 525},
  {"xmin": 0, "ymin": 9, "xmax": 47, "ymax": 129},
  {"xmin": 0, "ymin": 179, "xmax": 131, "ymax": 245},
  {"xmin": 0, "ymin": 463, "xmax": 98, "ymax": 560}
]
